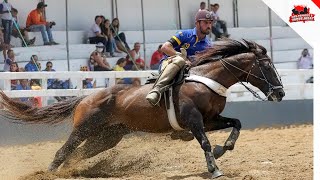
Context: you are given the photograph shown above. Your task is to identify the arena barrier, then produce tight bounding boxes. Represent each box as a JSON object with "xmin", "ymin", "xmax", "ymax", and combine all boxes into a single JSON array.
[{"xmin": 0, "ymin": 69, "xmax": 313, "ymax": 106}]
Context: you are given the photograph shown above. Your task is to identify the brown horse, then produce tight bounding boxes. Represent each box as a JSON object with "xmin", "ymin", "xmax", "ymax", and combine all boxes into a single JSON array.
[{"xmin": 0, "ymin": 39, "xmax": 285, "ymax": 178}]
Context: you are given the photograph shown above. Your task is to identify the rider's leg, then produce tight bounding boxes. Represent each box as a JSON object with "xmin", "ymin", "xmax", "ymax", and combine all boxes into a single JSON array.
[{"xmin": 146, "ymin": 55, "xmax": 186, "ymax": 105}]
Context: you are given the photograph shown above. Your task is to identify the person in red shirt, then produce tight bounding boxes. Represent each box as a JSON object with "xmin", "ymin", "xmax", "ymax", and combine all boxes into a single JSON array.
[
  {"xmin": 150, "ymin": 44, "xmax": 164, "ymax": 70},
  {"xmin": 26, "ymin": 2, "xmax": 58, "ymax": 45}
]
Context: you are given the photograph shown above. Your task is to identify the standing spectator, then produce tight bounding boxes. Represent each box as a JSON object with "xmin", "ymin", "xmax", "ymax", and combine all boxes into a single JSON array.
[
  {"xmin": 89, "ymin": 43, "xmax": 112, "ymax": 71},
  {"xmin": 9, "ymin": 61, "xmax": 19, "ymax": 90},
  {"xmin": 210, "ymin": 3, "xmax": 229, "ymax": 40},
  {"xmin": 11, "ymin": 8, "xmax": 36, "ymax": 47},
  {"xmin": 129, "ymin": 42, "xmax": 145, "ymax": 70},
  {"xmin": 43, "ymin": 61, "xmax": 56, "ymax": 89},
  {"xmin": 0, "ymin": 27, "xmax": 9, "ymax": 59},
  {"xmin": 25, "ymin": 55, "xmax": 40, "ymax": 72},
  {"xmin": 199, "ymin": 2, "xmax": 207, "ymax": 11},
  {"xmin": 150, "ymin": 44, "xmax": 164, "ymax": 70},
  {"xmin": 110, "ymin": 18, "xmax": 130, "ymax": 53},
  {"xmin": 3, "ymin": 49, "xmax": 15, "ymax": 71},
  {"xmin": 0, "ymin": 0, "xmax": 14, "ymax": 46},
  {"xmin": 113, "ymin": 58, "xmax": 140, "ymax": 86},
  {"xmin": 80, "ymin": 65, "xmax": 94, "ymax": 89},
  {"xmin": 26, "ymin": 2, "xmax": 58, "ymax": 45},
  {"xmin": 297, "ymin": 49, "xmax": 313, "ymax": 69},
  {"xmin": 88, "ymin": 15, "xmax": 112, "ymax": 55}
]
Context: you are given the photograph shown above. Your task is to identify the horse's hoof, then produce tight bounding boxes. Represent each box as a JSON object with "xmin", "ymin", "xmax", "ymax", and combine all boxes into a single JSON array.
[
  {"xmin": 213, "ymin": 145, "xmax": 227, "ymax": 159},
  {"xmin": 212, "ymin": 169, "xmax": 223, "ymax": 179},
  {"xmin": 48, "ymin": 163, "xmax": 58, "ymax": 172}
]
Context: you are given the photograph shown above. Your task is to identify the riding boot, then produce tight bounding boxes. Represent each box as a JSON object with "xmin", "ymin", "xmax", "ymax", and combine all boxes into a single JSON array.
[{"xmin": 146, "ymin": 56, "xmax": 186, "ymax": 106}]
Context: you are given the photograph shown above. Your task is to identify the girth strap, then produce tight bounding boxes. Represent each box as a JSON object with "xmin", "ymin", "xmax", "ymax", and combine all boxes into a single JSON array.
[{"xmin": 186, "ymin": 75, "xmax": 227, "ymax": 97}]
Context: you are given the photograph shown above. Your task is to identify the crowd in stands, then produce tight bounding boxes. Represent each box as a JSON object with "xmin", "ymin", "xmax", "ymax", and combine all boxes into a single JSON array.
[{"xmin": 0, "ymin": 1, "xmax": 314, "ymax": 107}]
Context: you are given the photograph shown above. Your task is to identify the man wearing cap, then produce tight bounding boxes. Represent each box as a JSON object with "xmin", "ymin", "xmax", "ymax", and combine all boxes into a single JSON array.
[
  {"xmin": 146, "ymin": 10, "xmax": 213, "ymax": 106},
  {"xmin": 26, "ymin": 2, "xmax": 58, "ymax": 45}
]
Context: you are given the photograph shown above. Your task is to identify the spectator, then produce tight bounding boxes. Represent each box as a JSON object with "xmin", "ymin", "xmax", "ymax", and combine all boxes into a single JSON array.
[
  {"xmin": 88, "ymin": 15, "xmax": 112, "ymax": 56},
  {"xmin": 9, "ymin": 61, "xmax": 19, "ymax": 90},
  {"xmin": 80, "ymin": 65, "xmax": 94, "ymax": 89},
  {"xmin": 150, "ymin": 44, "xmax": 164, "ymax": 70},
  {"xmin": 15, "ymin": 79, "xmax": 33, "ymax": 104},
  {"xmin": 0, "ymin": 0, "xmax": 14, "ymax": 45},
  {"xmin": 101, "ymin": 19, "xmax": 121, "ymax": 57},
  {"xmin": 25, "ymin": 55, "xmax": 40, "ymax": 72},
  {"xmin": 129, "ymin": 42, "xmax": 145, "ymax": 70},
  {"xmin": 210, "ymin": 3, "xmax": 229, "ymax": 40},
  {"xmin": 297, "ymin": 49, "xmax": 313, "ymax": 69},
  {"xmin": 3, "ymin": 49, "xmax": 15, "ymax": 71},
  {"xmin": 0, "ymin": 27, "xmax": 9, "ymax": 59},
  {"xmin": 26, "ymin": 2, "xmax": 58, "ymax": 45},
  {"xmin": 113, "ymin": 58, "xmax": 140, "ymax": 86},
  {"xmin": 89, "ymin": 43, "xmax": 112, "ymax": 71},
  {"xmin": 11, "ymin": 8, "xmax": 36, "ymax": 47},
  {"xmin": 199, "ymin": 2, "xmax": 207, "ymax": 11},
  {"xmin": 110, "ymin": 18, "xmax": 130, "ymax": 53},
  {"xmin": 30, "ymin": 79, "xmax": 42, "ymax": 107}
]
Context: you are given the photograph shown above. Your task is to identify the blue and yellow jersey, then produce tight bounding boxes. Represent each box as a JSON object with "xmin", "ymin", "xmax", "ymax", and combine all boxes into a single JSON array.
[{"xmin": 168, "ymin": 28, "xmax": 212, "ymax": 61}]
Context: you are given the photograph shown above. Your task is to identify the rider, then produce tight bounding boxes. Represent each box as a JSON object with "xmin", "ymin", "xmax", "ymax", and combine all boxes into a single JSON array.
[{"xmin": 146, "ymin": 10, "xmax": 214, "ymax": 105}]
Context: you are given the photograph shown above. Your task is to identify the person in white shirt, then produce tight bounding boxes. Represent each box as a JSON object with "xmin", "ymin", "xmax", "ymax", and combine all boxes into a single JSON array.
[
  {"xmin": 0, "ymin": 0, "xmax": 14, "ymax": 45},
  {"xmin": 210, "ymin": 3, "xmax": 229, "ymax": 40},
  {"xmin": 297, "ymin": 49, "xmax": 313, "ymax": 69},
  {"xmin": 198, "ymin": 2, "xmax": 207, "ymax": 11}
]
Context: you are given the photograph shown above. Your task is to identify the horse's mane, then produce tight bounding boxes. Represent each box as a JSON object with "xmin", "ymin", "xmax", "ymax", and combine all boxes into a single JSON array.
[{"xmin": 194, "ymin": 38, "xmax": 267, "ymax": 66}]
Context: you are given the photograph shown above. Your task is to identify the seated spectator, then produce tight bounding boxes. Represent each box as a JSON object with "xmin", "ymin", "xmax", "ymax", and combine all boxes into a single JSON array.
[
  {"xmin": 11, "ymin": 8, "xmax": 36, "ymax": 47},
  {"xmin": 26, "ymin": 2, "xmax": 58, "ymax": 46},
  {"xmin": 3, "ymin": 49, "xmax": 15, "ymax": 71},
  {"xmin": 30, "ymin": 79, "xmax": 42, "ymax": 107},
  {"xmin": 110, "ymin": 18, "xmax": 130, "ymax": 53},
  {"xmin": 9, "ymin": 61, "xmax": 20, "ymax": 90},
  {"xmin": 113, "ymin": 58, "xmax": 140, "ymax": 86},
  {"xmin": 25, "ymin": 55, "xmax": 41, "ymax": 71},
  {"xmin": 210, "ymin": 3, "xmax": 229, "ymax": 40},
  {"xmin": 297, "ymin": 49, "xmax": 313, "ymax": 69},
  {"xmin": 150, "ymin": 44, "xmax": 164, "ymax": 70},
  {"xmin": 88, "ymin": 15, "xmax": 112, "ymax": 55},
  {"xmin": 80, "ymin": 65, "xmax": 94, "ymax": 89},
  {"xmin": 101, "ymin": 19, "xmax": 121, "ymax": 57},
  {"xmin": 129, "ymin": 42, "xmax": 145, "ymax": 70},
  {"xmin": 89, "ymin": 43, "xmax": 112, "ymax": 71},
  {"xmin": 43, "ymin": 61, "xmax": 70, "ymax": 89},
  {"xmin": 15, "ymin": 79, "xmax": 33, "ymax": 105},
  {"xmin": 0, "ymin": 0, "xmax": 14, "ymax": 46},
  {"xmin": 199, "ymin": 2, "xmax": 207, "ymax": 11}
]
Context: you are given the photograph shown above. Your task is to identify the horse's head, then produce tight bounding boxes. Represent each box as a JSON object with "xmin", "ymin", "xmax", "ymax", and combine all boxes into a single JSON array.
[
  {"xmin": 239, "ymin": 39, "xmax": 285, "ymax": 102},
  {"xmin": 194, "ymin": 38, "xmax": 285, "ymax": 102}
]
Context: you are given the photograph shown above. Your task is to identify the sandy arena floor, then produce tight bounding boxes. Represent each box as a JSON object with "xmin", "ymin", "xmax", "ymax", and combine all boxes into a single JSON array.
[{"xmin": 0, "ymin": 124, "xmax": 313, "ymax": 180}]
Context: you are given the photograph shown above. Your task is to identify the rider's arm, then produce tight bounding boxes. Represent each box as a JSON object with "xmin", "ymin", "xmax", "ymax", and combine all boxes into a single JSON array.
[{"xmin": 160, "ymin": 41, "xmax": 178, "ymax": 57}]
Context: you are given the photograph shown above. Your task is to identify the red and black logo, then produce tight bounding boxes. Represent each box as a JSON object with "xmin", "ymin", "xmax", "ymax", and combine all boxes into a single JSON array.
[{"xmin": 289, "ymin": 5, "xmax": 315, "ymax": 23}]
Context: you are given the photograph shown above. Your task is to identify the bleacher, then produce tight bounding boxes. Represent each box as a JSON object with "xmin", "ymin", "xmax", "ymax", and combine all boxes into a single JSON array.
[{"xmin": 0, "ymin": 26, "xmax": 312, "ymax": 73}]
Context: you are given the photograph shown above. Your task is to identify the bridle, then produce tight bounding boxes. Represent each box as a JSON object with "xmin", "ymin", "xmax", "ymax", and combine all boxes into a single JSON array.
[{"xmin": 219, "ymin": 55, "xmax": 283, "ymax": 101}]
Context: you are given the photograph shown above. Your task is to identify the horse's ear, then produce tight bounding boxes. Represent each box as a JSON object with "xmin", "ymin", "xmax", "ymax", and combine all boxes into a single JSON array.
[{"xmin": 240, "ymin": 39, "xmax": 251, "ymax": 49}]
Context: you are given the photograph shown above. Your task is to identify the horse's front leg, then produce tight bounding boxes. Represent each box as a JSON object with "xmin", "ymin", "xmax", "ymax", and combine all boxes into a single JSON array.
[
  {"xmin": 181, "ymin": 105, "xmax": 223, "ymax": 178},
  {"xmin": 208, "ymin": 115, "xmax": 241, "ymax": 159}
]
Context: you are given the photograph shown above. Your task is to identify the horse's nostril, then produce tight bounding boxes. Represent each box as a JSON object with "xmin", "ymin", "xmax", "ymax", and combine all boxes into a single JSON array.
[{"xmin": 279, "ymin": 91, "xmax": 285, "ymax": 97}]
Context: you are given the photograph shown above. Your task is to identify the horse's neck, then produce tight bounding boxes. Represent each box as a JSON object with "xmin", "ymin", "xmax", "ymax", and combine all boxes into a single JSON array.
[{"xmin": 191, "ymin": 55, "xmax": 253, "ymax": 89}]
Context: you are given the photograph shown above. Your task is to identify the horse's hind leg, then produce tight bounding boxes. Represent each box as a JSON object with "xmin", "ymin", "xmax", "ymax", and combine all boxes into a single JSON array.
[
  {"xmin": 63, "ymin": 124, "xmax": 130, "ymax": 168},
  {"xmin": 210, "ymin": 115, "xmax": 241, "ymax": 159},
  {"xmin": 48, "ymin": 128, "xmax": 88, "ymax": 171}
]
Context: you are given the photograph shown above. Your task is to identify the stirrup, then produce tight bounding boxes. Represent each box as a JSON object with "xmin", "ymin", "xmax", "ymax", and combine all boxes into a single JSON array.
[{"xmin": 147, "ymin": 89, "xmax": 162, "ymax": 106}]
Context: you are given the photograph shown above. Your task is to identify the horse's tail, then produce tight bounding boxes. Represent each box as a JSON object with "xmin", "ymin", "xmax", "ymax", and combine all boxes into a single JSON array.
[{"xmin": 0, "ymin": 91, "xmax": 86, "ymax": 124}]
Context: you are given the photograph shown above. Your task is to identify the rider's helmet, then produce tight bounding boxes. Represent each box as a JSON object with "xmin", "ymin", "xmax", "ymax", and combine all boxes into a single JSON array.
[{"xmin": 195, "ymin": 10, "xmax": 214, "ymax": 22}]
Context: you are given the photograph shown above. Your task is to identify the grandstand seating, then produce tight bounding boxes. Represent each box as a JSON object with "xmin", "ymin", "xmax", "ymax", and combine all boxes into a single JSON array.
[{"xmin": 0, "ymin": 26, "xmax": 313, "ymax": 72}]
